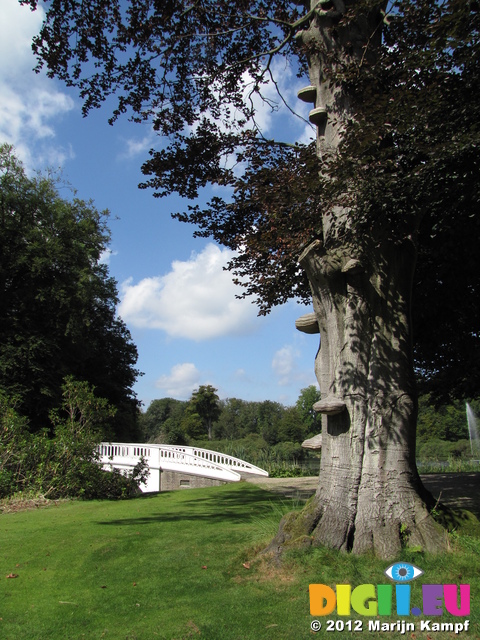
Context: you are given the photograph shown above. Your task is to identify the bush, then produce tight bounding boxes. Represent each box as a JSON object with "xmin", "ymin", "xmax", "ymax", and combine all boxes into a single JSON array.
[
  {"xmin": 417, "ymin": 437, "xmax": 475, "ymax": 461},
  {"xmin": 189, "ymin": 436, "xmax": 320, "ymax": 477},
  {"xmin": 271, "ymin": 441, "xmax": 305, "ymax": 463},
  {"xmin": 0, "ymin": 391, "xmax": 38, "ymax": 498},
  {"xmin": 265, "ymin": 461, "xmax": 308, "ymax": 478},
  {"xmin": 0, "ymin": 379, "xmax": 148, "ymax": 500},
  {"xmin": 416, "ymin": 438, "xmax": 452, "ymax": 461}
]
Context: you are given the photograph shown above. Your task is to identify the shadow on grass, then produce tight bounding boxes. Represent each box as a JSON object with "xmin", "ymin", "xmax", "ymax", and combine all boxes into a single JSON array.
[
  {"xmin": 95, "ymin": 484, "xmax": 294, "ymax": 527},
  {"xmin": 422, "ymin": 472, "xmax": 480, "ymax": 519},
  {"xmin": 435, "ymin": 504, "xmax": 480, "ymax": 537}
]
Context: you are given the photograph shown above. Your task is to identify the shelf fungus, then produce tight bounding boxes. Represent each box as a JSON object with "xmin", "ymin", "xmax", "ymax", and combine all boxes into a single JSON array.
[
  {"xmin": 297, "ymin": 85, "xmax": 317, "ymax": 104},
  {"xmin": 308, "ymin": 107, "xmax": 328, "ymax": 127},
  {"xmin": 313, "ymin": 397, "xmax": 346, "ymax": 415},
  {"xmin": 295, "ymin": 313, "xmax": 320, "ymax": 334},
  {"xmin": 301, "ymin": 434, "xmax": 322, "ymax": 450}
]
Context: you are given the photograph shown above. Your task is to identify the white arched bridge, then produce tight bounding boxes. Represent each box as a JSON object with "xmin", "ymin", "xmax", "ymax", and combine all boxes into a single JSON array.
[{"xmin": 98, "ymin": 443, "xmax": 269, "ymax": 492}]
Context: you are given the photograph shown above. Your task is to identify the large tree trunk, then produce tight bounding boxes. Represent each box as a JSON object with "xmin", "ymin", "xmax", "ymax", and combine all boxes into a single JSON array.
[
  {"xmin": 298, "ymin": 238, "xmax": 445, "ymax": 557},
  {"xmin": 267, "ymin": 0, "xmax": 446, "ymax": 558}
]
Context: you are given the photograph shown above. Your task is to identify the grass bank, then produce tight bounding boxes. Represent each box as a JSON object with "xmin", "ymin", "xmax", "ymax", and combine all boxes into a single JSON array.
[{"xmin": 1, "ymin": 483, "xmax": 479, "ymax": 640}]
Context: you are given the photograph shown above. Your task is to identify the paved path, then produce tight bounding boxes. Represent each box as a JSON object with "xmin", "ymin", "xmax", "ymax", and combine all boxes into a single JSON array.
[{"xmin": 245, "ymin": 473, "xmax": 480, "ymax": 516}]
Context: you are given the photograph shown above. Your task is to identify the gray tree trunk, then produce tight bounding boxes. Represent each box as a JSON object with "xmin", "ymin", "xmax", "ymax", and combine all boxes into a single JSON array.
[
  {"xmin": 267, "ymin": 0, "xmax": 446, "ymax": 558},
  {"xmin": 297, "ymin": 239, "xmax": 445, "ymax": 557}
]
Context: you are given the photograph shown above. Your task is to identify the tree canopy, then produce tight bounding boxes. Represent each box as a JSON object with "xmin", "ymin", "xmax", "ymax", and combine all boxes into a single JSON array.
[
  {"xmin": 0, "ymin": 145, "xmax": 141, "ymax": 438},
  {"xmin": 21, "ymin": 0, "xmax": 480, "ymax": 401}
]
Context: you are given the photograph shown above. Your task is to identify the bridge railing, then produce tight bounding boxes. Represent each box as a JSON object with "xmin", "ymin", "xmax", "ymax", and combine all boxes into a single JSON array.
[
  {"xmin": 98, "ymin": 442, "xmax": 273, "ymax": 485},
  {"xmin": 160, "ymin": 445, "xmax": 269, "ymax": 476},
  {"xmin": 97, "ymin": 443, "xmax": 268, "ymax": 478}
]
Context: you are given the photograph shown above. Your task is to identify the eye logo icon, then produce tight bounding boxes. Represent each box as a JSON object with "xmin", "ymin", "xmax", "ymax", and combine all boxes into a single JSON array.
[{"xmin": 384, "ymin": 562, "xmax": 424, "ymax": 582}]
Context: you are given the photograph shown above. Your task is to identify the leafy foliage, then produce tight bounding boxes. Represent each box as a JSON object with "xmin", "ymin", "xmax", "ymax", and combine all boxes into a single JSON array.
[
  {"xmin": 416, "ymin": 396, "xmax": 480, "ymax": 461},
  {"xmin": 215, "ymin": 398, "xmax": 285, "ymax": 443},
  {"xmin": 139, "ymin": 397, "xmax": 187, "ymax": 444},
  {"xmin": 417, "ymin": 396, "xmax": 480, "ymax": 442},
  {"xmin": 0, "ymin": 379, "xmax": 148, "ymax": 500},
  {"xmin": 334, "ymin": 0, "xmax": 480, "ymax": 399},
  {"xmin": 295, "ymin": 385, "xmax": 321, "ymax": 433},
  {"xmin": 0, "ymin": 145, "xmax": 141, "ymax": 436},
  {"xmin": 0, "ymin": 392, "xmax": 35, "ymax": 498}
]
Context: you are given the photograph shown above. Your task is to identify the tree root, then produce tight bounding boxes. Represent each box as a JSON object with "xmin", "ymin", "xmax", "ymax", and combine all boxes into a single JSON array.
[{"xmin": 263, "ymin": 496, "xmax": 454, "ymax": 562}]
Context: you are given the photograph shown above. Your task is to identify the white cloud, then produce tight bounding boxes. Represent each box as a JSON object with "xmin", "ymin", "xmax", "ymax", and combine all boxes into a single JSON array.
[
  {"xmin": 298, "ymin": 122, "xmax": 316, "ymax": 146},
  {"xmin": 193, "ymin": 58, "xmax": 310, "ymax": 172},
  {"xmin": 118, "ymin": 243, "xmax": 259, "ymax": 341},
  {"xmin": 272, "ymin": 346, "xmax": 300, "ymax": 386},
  {"xmin": 0, "ymin": 1, "xmax": 43, "ymax": 73},
  {"xmin": 272, "ymin": 344, "xmax": 312, "ymax": 387},
  {"xmin": 117, "ymin": 133, "xmax": 155, "ymax": 160},
  {"xmin": 0, "ymin": 0, "xmax": 75, "ymax": 170},
  {"xmin": 249, "ymin": 62, "xmax": 289, "ymax": 133},
  {"xmin": 99, "ymin": 248, "xmax": 118, "ymax": 265},
  {"xmin": 155, "ymin": 363, "xmax": 201, "ymax": 399}
]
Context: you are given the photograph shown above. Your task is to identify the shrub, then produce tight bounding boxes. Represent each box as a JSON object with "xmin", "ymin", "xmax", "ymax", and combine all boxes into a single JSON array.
[
  {"xmin": 0, "ymin": 379, "xmax": 148, "ymax": 500},
  {"xmin": 0, "ymin": 391, "xmax": 37, "ymax": 497},
  {"xmin": 272, "ymin": 441, "xmax": 305, "ymax": 463}
]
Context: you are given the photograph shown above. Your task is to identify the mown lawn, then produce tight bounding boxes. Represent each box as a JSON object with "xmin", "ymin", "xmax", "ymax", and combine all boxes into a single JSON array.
[{"xmin": 1, "ymin": 483, "xmax": 478, "ymax": 640}]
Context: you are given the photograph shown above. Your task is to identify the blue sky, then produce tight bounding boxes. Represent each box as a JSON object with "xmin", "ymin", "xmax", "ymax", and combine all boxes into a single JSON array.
[{"xmin": 2, "ymin": 0, "xmax": 320, "ymax": 410}]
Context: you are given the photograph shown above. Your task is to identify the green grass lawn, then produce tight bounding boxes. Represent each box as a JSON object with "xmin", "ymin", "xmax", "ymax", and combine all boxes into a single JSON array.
[{"xmin": 1, "ymin": 483, "xmax": 479, "ymax": 640}]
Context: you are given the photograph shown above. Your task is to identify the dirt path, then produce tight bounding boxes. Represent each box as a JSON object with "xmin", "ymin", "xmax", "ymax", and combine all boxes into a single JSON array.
[{"xmin": 245, "ymin": 473, "xmax": 480, "ymax": 517}]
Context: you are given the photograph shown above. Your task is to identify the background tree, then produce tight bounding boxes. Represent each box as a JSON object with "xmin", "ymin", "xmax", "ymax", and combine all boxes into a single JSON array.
[
  {"xmin": 277, "ymin": 406, "xmax": 307, "ymax": 443},
  {"xmin": 417, "ymin": 396, "xmax": 479, "ymax": 445},
  {"xmin": 295, "ymin": 386, "xmax": 321, "ymax": 436},
  {"xmin": 139, "ymin": 398, "xmax": 187, "ymax": 443},
  {"xmin": 214, "ymin": 398, "xmax": 294, "ymax": 442},
  {"xmin": 0, "ymin": 145, "xmax": 141, "ymax": 439},
  {"xmin": 255, "ymin": 400, "xmax": 284, "ymax": 445},
  {"xmin": 214, "ymin": 398, "xmax": 251, "ymax": 440},
  {"xmin": 180, "ymin": 408, "xmax": 205, "ymax": 441},
  {"xmin": 22, "ymin": 0, "xmax": 480, "ymax": 555},
  {"xmin": 187, "ymin": 385, "xmax": 221, "ymax": 441}
]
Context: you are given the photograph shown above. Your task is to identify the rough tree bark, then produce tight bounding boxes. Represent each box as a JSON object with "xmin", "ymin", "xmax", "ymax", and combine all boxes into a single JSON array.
[{"xmin": 267, "ymin": 0, "xmax": 447, "ymax": 558}]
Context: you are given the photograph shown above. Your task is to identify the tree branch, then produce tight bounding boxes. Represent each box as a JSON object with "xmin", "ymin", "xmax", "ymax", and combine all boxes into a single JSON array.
[{"xmin": 224, "ymin": 3, "xmax": 321, "ymax": 72}]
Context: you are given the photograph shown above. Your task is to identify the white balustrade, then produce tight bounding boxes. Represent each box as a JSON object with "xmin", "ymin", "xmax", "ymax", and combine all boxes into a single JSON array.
[
  {"xmin": 97, "ymin": 442, "xmax": 268, "ymax": 492},
  {"xmin": 158, "ymin": 445, "xmax": 269, "ymax": 476}
]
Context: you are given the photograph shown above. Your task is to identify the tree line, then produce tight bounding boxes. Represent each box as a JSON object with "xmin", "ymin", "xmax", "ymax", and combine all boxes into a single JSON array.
[
  {"xmin": 140, "ymin": 384, "xmax": 322, "ymax": 446},
  {"xmin": 140, "ymin": 385, "xmax": 479, "ymax": 462}
]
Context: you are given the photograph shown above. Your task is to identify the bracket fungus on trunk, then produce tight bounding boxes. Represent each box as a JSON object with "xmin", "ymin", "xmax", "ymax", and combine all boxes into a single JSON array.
[
  {"xmin": 301, "ymin": 434, "xmax": 323, "ymax": 450},
  {"xmin": 308, "ymin": 107, "xmax": 328, "ymax": 133},
  {"xmin": 297, "ymin": 85, "xmax": 317, "ymax": 104},
  {"xmin": 313, "ymin": 396, "xmax": 346, "ymax": 415},
  {"xmin": 295, "ymin": 312, "xmax": 320, "ymax": 334}
]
